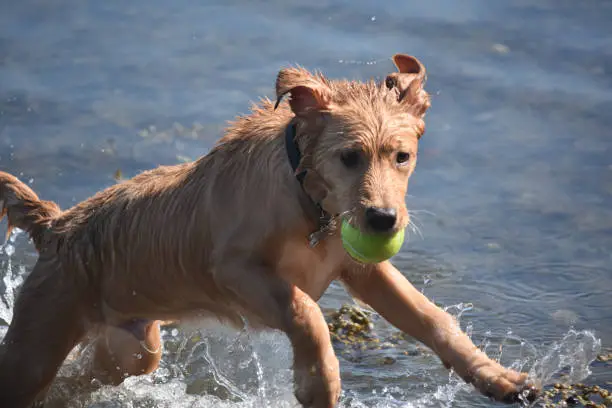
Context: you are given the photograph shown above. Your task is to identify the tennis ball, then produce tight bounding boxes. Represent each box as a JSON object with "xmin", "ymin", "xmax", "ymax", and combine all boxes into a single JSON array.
[{"xmin": 340, "ymin": 219, "xmax": 405, "ymax": 264}]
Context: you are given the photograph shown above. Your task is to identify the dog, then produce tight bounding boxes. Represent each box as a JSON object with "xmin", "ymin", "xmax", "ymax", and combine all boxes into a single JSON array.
[{"xmin": 0, "ymin": 54, "xmax": 537, "ymax": 407}]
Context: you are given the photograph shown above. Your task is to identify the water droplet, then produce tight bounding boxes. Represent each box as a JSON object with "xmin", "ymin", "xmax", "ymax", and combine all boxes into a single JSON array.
[
  {"xmin": 371, "ymin": 16, "xmax": 376, "ymax": 21},
  {"xmin": 171, "ymin": 328, "xmax": 179, "ymax": 337},
  {"xmin": 492, "ymin": 43, "xmax": 510, "ymax": 54}
]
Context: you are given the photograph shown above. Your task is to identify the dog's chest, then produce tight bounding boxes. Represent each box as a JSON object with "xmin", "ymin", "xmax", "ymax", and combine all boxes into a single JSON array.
[{"xmin": 275, "ymin": 236, "xmax": 346, "ymax": 300}]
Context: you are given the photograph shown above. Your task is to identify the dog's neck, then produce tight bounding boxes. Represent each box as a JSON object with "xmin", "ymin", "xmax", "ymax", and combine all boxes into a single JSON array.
[{"xmin": 284, "ymin": 122, "xmax": 335, "ymax": 246}]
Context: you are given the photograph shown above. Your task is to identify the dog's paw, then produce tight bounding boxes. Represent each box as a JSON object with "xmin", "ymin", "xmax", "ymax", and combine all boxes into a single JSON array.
[
  {"xmin": 458, "ymin": 358, "xmax": 539, "ymax": 404},
  {"xmin": 294, "ymin": 355, "xmax": 341, "ymax": 408}
]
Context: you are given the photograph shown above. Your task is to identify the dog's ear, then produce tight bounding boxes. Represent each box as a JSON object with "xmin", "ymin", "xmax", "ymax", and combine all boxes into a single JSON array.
[
  {"xmin": 385, "ymin": 54, "xmax": 424, "ymax": 90},
  {"xmin": 387, "ymin": 54, "xmax": 426, "ymax": 96},
  {"xmin": 274, "ymin": 67, "xmax": 332, "ymax": 116},
  {"xmin": 387, "ymin": 54, "xmax": 430, "ymax": 116},
  {"xmin": 392, "ymin": 54, "xmax": 426, "ymax": 87},
  {"xmin": 392, "ymin": 54, "xmax": 425, "ymax": 76}
]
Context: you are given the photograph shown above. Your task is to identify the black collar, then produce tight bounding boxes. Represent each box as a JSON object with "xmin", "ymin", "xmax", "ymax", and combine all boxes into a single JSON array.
[
  {"xmin": 284, "ymin": 123, "xmax": 307, "ymax": 185},
  {"xmin": 284, "ymin": 122, "xmax": 332, "ymax": 230}
]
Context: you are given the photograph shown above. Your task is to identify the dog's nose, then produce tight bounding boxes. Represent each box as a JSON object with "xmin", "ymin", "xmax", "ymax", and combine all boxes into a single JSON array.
[{"xmin": 365, "ymin": 207, "xmax": 397, "ymax": 232}]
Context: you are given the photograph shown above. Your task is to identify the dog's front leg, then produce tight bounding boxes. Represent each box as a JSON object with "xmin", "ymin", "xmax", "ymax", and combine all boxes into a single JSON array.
[
  {"xmin": 215, "ymin": 261, "xmax": 340, "ymax": 408},
  {"xmin": 341, "ymin": 261, "xmax": 537, "ymax": 404}
]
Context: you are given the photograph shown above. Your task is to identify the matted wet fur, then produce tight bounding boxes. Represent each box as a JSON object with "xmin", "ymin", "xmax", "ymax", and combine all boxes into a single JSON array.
[{"xmin": 0, "ymin": 54, "xmax": 537, "ymax": 407}]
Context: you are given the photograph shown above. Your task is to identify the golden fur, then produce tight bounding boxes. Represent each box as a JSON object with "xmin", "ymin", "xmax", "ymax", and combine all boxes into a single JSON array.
[{"xmin": 0, "ymin": 54, "xmax": 536, "ymax": 407}]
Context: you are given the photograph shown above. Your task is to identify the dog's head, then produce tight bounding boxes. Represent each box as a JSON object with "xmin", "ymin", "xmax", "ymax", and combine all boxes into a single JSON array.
[{"xmin": 276, "ymin": 54, "xmax": 430, "ymax": 235}]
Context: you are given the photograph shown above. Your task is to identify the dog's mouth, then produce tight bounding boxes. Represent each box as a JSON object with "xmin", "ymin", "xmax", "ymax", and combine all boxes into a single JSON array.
[
  {"xmin": 339, "ymin": 215, "xmax": 406, "ymax": 264},
  {"xmin": 338, "ymin": 209, "xmax": 406, "ymax": 237}
]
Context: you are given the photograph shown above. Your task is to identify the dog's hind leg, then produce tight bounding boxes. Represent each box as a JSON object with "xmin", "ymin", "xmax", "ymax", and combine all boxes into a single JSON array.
[
  {"xmin": 0, "ymin": 260, "xmax": 88, "ymax": 408},
  {"xmin": 89, "ymin": 319, "xmax": 162, "ymax": 385}
]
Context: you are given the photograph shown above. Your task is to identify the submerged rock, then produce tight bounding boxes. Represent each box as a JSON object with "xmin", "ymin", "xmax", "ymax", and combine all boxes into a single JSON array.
[
  {"xmin": 324, "ymin": 304, "xmax": 424, "ymax": 364},
  {"xmin": 541, "ymin": 382, "xmax": 611, "ymax": 407}
]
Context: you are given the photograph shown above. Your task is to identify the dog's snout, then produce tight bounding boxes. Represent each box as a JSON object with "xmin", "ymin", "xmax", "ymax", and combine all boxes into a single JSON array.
[{"xmin": 365, "ymin": 207, "xmax": 397, "ymax": 232}]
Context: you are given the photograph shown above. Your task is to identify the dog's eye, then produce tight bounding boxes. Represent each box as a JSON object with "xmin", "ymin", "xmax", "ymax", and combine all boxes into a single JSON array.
[
  {"xmin": 340, "ymin": 150, "xmax": 360, "ymax": 168},
  {"xmin": 396, "ymin": 152, "xmax": 410, "ymax": 165},
  {"xmin": 385, "ymin": 76, "xmax": 396, "ymax": 90}
]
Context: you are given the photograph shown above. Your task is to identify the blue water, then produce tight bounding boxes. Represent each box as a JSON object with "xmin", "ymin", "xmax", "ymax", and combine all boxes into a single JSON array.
[{"xmin": 1, "ymin": 0, "xmax": 611, "ymax": 406}]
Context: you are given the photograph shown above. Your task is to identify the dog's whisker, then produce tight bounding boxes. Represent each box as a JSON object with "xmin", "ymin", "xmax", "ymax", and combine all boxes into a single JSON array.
[
  {"xmin": 406, "ymin": 218, "xmax": 424, "ymax": 240},
  {"xmin": 407, "ymin": 208, "xmax": 433, "ymax": 235},
  {"xmin": 407, "ymin": 214, "xmax": 425, "ymax": 229},
  {"xmin": 408, "ymin": 208, "xmax": 437, "ymax": 217},
  {"xmin": 407, "ymin": 222, "xmax": 417, "ymax": 236}
]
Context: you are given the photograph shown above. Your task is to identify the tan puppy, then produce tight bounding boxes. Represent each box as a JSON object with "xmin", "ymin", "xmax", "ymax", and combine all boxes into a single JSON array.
[{"xmin": 0, "ymin": 54, "xmax": 536, "ymax": 407}]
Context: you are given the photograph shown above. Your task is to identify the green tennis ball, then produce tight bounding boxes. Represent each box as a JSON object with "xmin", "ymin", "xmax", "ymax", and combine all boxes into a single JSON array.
[{"xmin": 340, "ymin": 219, "xmax": 405, "ymax": 264}]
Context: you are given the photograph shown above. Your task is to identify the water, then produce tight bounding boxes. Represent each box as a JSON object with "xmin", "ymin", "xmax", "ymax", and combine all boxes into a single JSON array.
[{"xmin": 1, "ymin": 0, "xmax": 611, "ymax": 406}]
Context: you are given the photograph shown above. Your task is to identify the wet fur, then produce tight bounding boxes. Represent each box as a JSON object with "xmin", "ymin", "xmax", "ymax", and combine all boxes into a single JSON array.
[{"xmin": 0, "ymin": 54, "xmax": 535, "ymax": 407}]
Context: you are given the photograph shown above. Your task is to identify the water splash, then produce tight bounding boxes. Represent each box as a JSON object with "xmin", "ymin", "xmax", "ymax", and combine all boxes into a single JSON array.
[
  {"xmin": 0, "ymin": 241, "xmax": 604, "ymax": 407},
  {"xmin": 199, "ymin": 335, "xmax": 250, "ymax": 402},
  {"xmin": 528, "ymin": 330, "xmax": 601, "ymax": 388},
  {"xmin": 0, "ymin": 228, "xmax": 25, "ymax": 327},
  {"xmin": 339, "ymin": 303, "xmax": 604, "ymax": 408},
  {"xmin": 249, "ymin": 342, "xmax": 267, "ymax": 404}
]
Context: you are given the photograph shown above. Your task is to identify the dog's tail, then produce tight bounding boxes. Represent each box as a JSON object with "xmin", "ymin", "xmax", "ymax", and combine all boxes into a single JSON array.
[{"xmin": 0, "ymin": 171, "xmax": 61, "ymax": 248}]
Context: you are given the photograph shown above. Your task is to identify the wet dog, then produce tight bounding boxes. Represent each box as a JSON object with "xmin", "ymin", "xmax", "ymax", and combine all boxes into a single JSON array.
[{"xmin": 0, "ymin": 54, "xmax": 536, "ymax": 407}]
